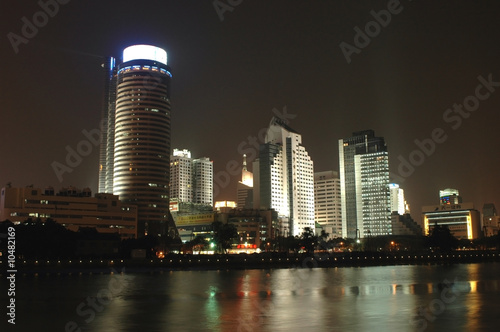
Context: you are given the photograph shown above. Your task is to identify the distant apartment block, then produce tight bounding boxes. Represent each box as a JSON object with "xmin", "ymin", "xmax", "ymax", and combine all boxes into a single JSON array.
[
  {"xmin": 314, "ymin": 171, "xmax": 342, "ymax": 238},
  {"xmin": 482, "ymin": 203, "xmax": 500, "ymax": 237},
  {"xmin": 170, "ymin": 148, "xmax": 213, "ymax": 207}
]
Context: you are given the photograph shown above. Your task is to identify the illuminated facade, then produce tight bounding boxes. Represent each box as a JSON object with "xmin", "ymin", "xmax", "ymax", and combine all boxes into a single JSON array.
[
  {"xmin": 422, "ymin": 189, "xmax": 481, "ymax": 239},
  {"xmin": 314, "ymin": 171, "xmax": 342, "ymax": 238},
  {"xmin": 98, "ymin": 57, "xmax": 117, "ymax": 194},
  {"xmin": 237, "ymin": 154, "xmax": 254, "ymax": 209},
  {"xmin": 99, "ymin": 45, "xmax": 175, "ymax": 237},
  {"xmin": 170, "ymin": 149, "xmax": 193, "ymax": 203},
  {"xmin": 193, "ymin": 157, "xmax": 213, "ymax": 206},
  {"xmin": 389, "ymin": 183, "xmax": 406, "ymax": 215},
  {"xmin": 0, "ymin": 186, "xmax": 137, "ymax": 239},
  {"xmin": 339, "ymin": 130, "xmax": 391, "ymax": 238},
  {"xmin": 259, "ymin": 117, "xmax": 315, "ymax": 236},
  {"xmin": 169, "ymin": 149, "xmax": 213, "ymax": 206}
]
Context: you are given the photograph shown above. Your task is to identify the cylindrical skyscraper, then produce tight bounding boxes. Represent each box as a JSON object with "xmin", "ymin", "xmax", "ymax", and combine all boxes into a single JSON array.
[{"xmin": 112, "ymin": 45, "xmax": 173, "ymax": 237}]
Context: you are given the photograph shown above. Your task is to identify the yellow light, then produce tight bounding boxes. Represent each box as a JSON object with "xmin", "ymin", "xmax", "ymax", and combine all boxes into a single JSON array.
[{"xmin": 467, "ymin": 214, "xmax": 472, "ymax": 239}]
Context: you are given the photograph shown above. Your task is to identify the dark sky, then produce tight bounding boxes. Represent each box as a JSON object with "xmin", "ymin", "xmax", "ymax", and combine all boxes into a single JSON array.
[{"xmin": 2, "ymin": 0, "xmax": 500, "ymax": 216}]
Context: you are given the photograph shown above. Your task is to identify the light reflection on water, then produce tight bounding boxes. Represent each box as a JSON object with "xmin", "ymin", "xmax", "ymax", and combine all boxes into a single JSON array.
[{"xmin": 8, "ymin": 263, "xmax": 500, "ymax": 331}]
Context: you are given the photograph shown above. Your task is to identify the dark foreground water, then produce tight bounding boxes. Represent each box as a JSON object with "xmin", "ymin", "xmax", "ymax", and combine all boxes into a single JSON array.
[{"xmin": 3, "ymin": 263, "xmax": 500, "ymax": 331}]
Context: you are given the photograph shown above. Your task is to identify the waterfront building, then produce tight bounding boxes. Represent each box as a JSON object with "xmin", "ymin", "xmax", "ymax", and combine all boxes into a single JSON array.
[
  {"xmin": 217, "ymin": 208, "xmax": 278, "ymax": 252},
  {"xmin": 422, "ymin": 189, "xmax": 481, "ymax": 239},
  {"xmin": 0, "ymin": 186, "xmax": 137, "ymax": 239},
  {"xmin": 98, "ymin": 45, "xmax": 176, "ymax": 238}
]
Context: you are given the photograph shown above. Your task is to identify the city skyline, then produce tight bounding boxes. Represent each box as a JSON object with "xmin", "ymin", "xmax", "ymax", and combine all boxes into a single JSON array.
[{"xmin": 2, "ymin": 1, "xmax": 500, "ymax": 216}]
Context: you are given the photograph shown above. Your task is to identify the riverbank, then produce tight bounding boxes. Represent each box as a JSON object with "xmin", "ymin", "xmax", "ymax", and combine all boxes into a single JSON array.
[{"xmin": 2, "ymin": 250, "xmax": 499, "ymax": 276}]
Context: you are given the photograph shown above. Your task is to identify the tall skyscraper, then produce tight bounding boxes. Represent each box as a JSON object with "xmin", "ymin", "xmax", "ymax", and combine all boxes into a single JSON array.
[
  {"xmin": 339, "ymin": 130, "xmax": 391, "ymax": 238},
  {"xmin": 192, "ymin": 157, "xmax": 213, "ymax": 206},
  {"xmin": 170, "ymin": 148, "xmax": 213, "ymax": 206},
  {"xmin": 170, "ymin": 149, "xmax": 193, "ymax": 203},
  {"xmin": 314, "ymin": 170, "xmax": 342, "ymax": 238},
  {"xmin": 99, "ymin": 45, "xmax": 174, "ymax": 237},
  {"xmin": 259, "ymin": 117, "xmax": 315, "ymax": 236},
  {"xmin": 389, "ymin": 183, "xmax": 406, "ymax": 215}
]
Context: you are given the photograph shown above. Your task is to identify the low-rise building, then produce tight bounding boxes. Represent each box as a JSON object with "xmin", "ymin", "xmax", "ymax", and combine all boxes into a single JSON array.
[
  {"xmin": 0, "ymin": 186, "xmax": 137, "ymax": 239},
  {"xmin": 422, "ymin": 202, "xmax": 481, "ymax": 240}
]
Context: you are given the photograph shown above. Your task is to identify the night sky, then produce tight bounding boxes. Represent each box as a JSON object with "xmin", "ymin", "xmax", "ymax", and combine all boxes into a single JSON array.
[{"xmin": 2, "ymin": 0, "xmax": 500, "ymax": 216}]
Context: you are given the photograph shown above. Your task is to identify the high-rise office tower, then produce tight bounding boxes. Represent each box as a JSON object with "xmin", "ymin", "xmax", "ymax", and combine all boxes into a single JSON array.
[
  {"xmin": 192, "ymin": 157, "xmax": 213, "ymax": 205},
  {"xmin": 259, "ymin": 117, "xmax": 315, "ymax": 236},
  {"xmin": 314, "ymin": 170, "xmax": 342, "ymax": 238},
  {"xmin": 339, "ymin": 130, "xmax": 391, "ymax": 238},
  {"xmin": 99, "ymin": 45, "xmax": 174, "ymax": 237}
]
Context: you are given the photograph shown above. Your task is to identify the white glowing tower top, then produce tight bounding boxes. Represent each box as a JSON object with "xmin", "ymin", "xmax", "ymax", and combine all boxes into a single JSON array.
[{"xmin": 123, "ymin": 45, "xmax": 167, "ymax": 65}]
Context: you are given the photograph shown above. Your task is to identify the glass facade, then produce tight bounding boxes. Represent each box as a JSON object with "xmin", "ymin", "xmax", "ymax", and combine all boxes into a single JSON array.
[{"xmin": 339, "ymin": 130, "xmax": 391, "ymax": 238}]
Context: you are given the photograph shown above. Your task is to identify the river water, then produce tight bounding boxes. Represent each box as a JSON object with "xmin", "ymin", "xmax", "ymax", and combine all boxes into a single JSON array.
[{"xmin": 4, "ymin": 262, "xmax": 500, "ymax": 331}]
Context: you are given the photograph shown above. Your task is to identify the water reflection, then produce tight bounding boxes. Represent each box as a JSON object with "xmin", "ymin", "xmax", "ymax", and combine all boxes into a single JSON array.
[{"xmin": 9, "ymin": 263, "xmax": 500, "ymax": 331}]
